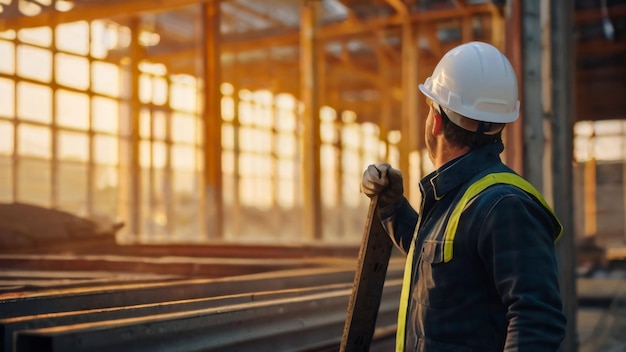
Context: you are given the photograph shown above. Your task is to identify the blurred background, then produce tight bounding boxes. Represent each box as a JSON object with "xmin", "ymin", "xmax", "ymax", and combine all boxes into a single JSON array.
[{"xmin": 0, "ymin": 0, "xmax": 625, "ymax": 351}]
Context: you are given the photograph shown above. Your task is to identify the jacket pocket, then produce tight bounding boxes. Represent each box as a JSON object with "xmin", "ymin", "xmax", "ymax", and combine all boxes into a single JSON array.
[
  {"xmin": 416, "ymin": 240, "xmax": 449, "ymax": 307},
  {"xmin": 421, "ymin": 239, "xmax": 445, "ymax": 265}
]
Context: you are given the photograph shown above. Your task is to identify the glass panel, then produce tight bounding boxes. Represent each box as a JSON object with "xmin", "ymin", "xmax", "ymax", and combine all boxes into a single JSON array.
[
  {"xmin": 252, "ymin": 92, "xmax": 273, "ymax": 128},
  {"xmin": 56, "ymin": 90, "xmax": 89, "ymax": 130},
  {"xmin": 0, "ymin": 40, "xmax": 15, "ymax": 74},
  {"xmin": 171, "ymin": 113, "xmax": 196, "ymax": 143},
  {"xmin": 139, "ymin": 74, "xmax": 152, "ymax": 103},
  {"xmin": 149, "ymin": 168, "xmax": 168, "ymax": 238},
  {"xmin": 93, "ymin": 165, "xmax": 118, "ymax": 222},
  {"xmin": 153, "ymin": 141, "xmax": 167, "ymax": 169},
  {"xmin": 240, "ymin": 127, "xmax": 272, "ymax": 153},
  {"xmin": 342, "ymin": 123, "xmax": 361, "ymax": 147},
  {"xmin": 17, "ymin": 27, "xmax": 52, "ymax": 47},
  {"xmin": 172, "ymin": 170, "xmax": 199, "ymax": 238},
  {"xmin": 152, "ymin": 77, "xmax": 168, "ymax": 105},
  {"xmin": 140, "ymin": 108, "xmax": 151, "ymax": 139},
  {"xmin": 140, "ymin": 167, "xmax": 152, "ymax": 240},
  {"xmin": 141, "ymin": 169, "xmax": 168, "ymax": 240},
  {"xmin": 92, "ymin": 96, "xmax": 119, "ymax": 133},
  {"xmin": 320, "ymin": 121, "xmax": 336, "ymax": 144},
  {"xmin": 0, "ymin": 120, "xmax": 13, "ymax": 154},
  {"xmin": 221, "ymin": 123, "xmax": 233, "ymax": 149},
  {"xmin": 94, "ymin": 134, "xmax": 119, "ymax": 165},
  {"xmin": 55, "ymin": 53, "xmax": 89, "ymax": 90},
  {"xmin": 238, "ymin": 100, "xmax": 253, "ymax": 125},
  {"xmin": 58, "ymin": 131, "xmax": 88, "ymax": 161},
  {"xmin": 0, "ymin": 155, "xmax": 12, "ymax": 202},
  {"xmin": 222, "ymin": 149, "xmax": 234, "ymax": 174},
  {"xmin": 276, "ymin": 107, "xmax": 295, "ymax": 131},
  {"xmin": 0, "ymin": 78, "xmax": 14, "ymax": 117},
  {"xmin": 221, "ymin": 96, "xmax": 234, "ymax": 122},
  {"xmin": 56, "ymin": 21, "xmax": 89, "ymax": 55},
  {"xmin": 153, "ymin": 110, "xmax": 167, "ymax": 140},
  {"xmin": 92, "ymin": 61, "xmax": 120, "ymax": 97},
  {"xmin": 170, "ymin": 76, "xmax": 196, "ymax": 112},
  {"xmin": 57, "ymin": 162, "xmax": 87, "ymax": 215},
  {"xmin": 140, "ymin": 140, "xmax": 151, "ymax": 168},
  {"xmin": 17, "ymin": 158, "xmax": 51, "ymax": 207},
  {"xmin": 275, "ymin": 133, "xmax": 295, "ymax": 157},
  {"xmin": 17, "ymin": 82, "xmax": 52, "ymax": 123},
  {"xmin": 277, "ymin": 179, "xmax": 294, "ymax": 208},
  {"xmin": 18, "ymin": 124, "xmax": 51, "ymax": 159},
  {"xmin": 91, "ymin": 20, "xmax": 131, "ymax": 60},
  {"xmin": 17, "ymin": 45, "xmax": 52, "ymax": 82},
  {"xmin": 171, "ymin": 145, "xmax": 195, "ymax": 170}
]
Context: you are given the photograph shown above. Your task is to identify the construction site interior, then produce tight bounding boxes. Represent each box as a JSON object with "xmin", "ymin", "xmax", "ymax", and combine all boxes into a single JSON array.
[{"xmin": 0, "ymin": 0, "xmax": 626, "ymax": 351}]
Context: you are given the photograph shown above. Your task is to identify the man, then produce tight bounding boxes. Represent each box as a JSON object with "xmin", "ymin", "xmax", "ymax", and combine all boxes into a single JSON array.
[{"xmin": 361, "ymin": 41, "xmax": 566, "ymax": 351}]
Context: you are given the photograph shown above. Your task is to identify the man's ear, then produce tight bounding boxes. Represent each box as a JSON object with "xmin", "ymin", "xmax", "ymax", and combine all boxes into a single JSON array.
[{"xmin": 432, "ymin": 110, "xmax": 443, "ymax": 136}]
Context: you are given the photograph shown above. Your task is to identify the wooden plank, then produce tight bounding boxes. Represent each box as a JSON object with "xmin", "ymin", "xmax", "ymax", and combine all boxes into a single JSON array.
[{"xmin": 340, "ymin": 197, "xmax": 393, "ymax": 351}]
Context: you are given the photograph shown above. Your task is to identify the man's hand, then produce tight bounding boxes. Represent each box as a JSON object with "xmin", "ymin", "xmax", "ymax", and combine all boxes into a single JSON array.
[{"xmin": 361, "ymin": 163, "xmax": 404, "ymax": 209}]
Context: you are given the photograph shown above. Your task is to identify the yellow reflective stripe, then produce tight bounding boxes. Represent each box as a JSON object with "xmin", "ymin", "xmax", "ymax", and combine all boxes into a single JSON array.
[
  {"xmin": 442, "ymin": 172, "xmax": 563, "ymax": 263},
  {"xmin": 395, "ymin": 235, "xmax": 416, "ymax": 352}
]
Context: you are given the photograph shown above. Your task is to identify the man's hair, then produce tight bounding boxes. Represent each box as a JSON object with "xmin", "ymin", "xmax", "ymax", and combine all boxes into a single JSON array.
[{"xmin": 440, "ymin": 109, "xmax": 502, "ymax": 150}]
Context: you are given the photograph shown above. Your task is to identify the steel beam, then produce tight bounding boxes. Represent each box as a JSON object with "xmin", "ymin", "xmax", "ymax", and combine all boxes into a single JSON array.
[
  {"xmin": 14, "ymin": 282, "xmax": 401, "ymax": 352},
  {"xmin": 0, "ymin": 254, "xmax": 330, "ymax": 278},
  {"xmin": 1, "ymin": 283, "xmax": 352, "ymax": 352},
  {"xmin": 0, "ymin": 265, "xmax": 403, "ymax": 319}
]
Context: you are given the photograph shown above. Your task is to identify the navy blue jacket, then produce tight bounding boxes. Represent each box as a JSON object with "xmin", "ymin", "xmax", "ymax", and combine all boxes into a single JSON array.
[{"xmin": 381, "ymin": 142, "xmax": 566, "ymax": 352}]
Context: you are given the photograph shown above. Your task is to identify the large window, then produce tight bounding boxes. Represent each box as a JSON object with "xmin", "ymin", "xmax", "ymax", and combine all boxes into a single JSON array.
[{"xmin": 0, "ymin": 14, "xmax": 389, "ymax": 244}]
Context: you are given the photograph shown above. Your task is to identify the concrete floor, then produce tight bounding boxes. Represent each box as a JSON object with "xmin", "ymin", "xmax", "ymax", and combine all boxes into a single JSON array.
[{"xmin": 578, "ymin": 274, "xmax": 626, "ymax": 352}]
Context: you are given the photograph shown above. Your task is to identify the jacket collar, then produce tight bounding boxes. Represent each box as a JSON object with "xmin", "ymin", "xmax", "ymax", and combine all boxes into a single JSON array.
[{"xmin": 421, "ymin": 142, "xmax": 504, "ymax": 200}]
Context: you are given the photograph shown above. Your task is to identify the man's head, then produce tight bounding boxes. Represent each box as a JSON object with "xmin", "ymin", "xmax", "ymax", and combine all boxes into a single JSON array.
[{"xmin": 419, "ymin": 41, "xmax": 519, "ymax": 155}]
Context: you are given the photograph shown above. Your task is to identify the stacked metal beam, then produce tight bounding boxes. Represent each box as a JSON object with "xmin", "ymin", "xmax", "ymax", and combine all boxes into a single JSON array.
[{"xmin": 0, "ymin": 249, "xmax": 404, "ymax": 352}]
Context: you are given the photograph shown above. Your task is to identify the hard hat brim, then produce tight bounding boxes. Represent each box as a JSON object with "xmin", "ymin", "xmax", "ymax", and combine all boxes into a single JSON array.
[{"xmin": 419, "ymin": 83, "xmax": 519, "ymax": 124}]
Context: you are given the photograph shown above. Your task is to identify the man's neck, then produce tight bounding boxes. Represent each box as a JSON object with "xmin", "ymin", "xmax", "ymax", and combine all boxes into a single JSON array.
[{"xmin": 433, "ymin": 142, "xmax": 470, "ymax": 169}]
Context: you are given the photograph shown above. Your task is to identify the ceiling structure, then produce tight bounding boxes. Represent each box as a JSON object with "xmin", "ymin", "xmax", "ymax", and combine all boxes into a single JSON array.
[{"xmin": 0, "ymin": 0, "xmax": 625, "ymax": 126}]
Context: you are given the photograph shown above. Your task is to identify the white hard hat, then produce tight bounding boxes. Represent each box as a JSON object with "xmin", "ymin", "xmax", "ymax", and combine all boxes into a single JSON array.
[{"xmin": 419, "ymin": 41, "xmax": 520, "ymax": 124}]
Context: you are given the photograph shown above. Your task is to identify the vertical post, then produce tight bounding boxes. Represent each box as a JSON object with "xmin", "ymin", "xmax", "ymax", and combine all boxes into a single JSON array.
[
  {"xmin": 504, "ymin": 0, "xmax": 524, "ymax": 173},
  {"xmin": 202, "ymin": 0, "xmax": 223, "ymax": 238},
  {"xmin": 550, "ymin": 0, "xmax": 577, "ymax": 350},
  {"xmin": 379, "ymin": 59, "xmax": 392, "ymax": 162},
  {"xmin": 129, "ymin": 17, "xmax": 143, "ymax": 240},
  {"xmin": 584, "ymin": 157, "xmax": 597, "ymax": 238},
  {"xmin": 50, "ymin": 26, "xmax": 58, "ymax": 210},
  {"xmin": 300, "ymin": 0, "xmax": 322, "ymax": 240},
  {"xmin": 232, "ymin": 73, "xmax": 241, "ymax": 239},
  {"xmin": 400, "ymin": 19, "xmax": 419, "ymax": 201},
  {"xmin": 521, "ymin": 0, "xmax": 545, "ymax": 191},
  {"xmin": 623, "ymin": 123, "xmax": 626, "ymax": 242}
]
